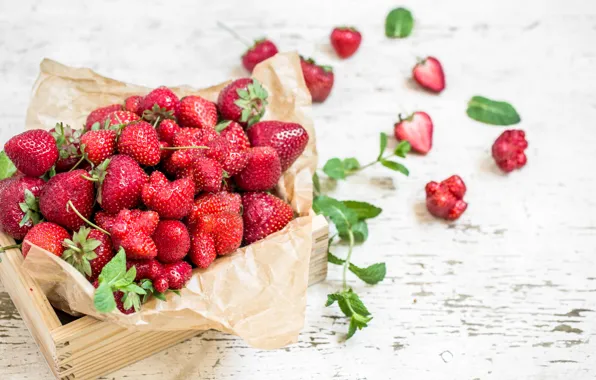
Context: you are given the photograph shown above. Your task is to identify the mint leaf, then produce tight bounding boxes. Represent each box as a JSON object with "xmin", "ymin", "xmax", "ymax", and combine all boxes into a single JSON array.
[
  {"xmin": 347, "ymin": 313, "xmax": 373, "ymax": 339},
  {"xmin": 349, "ymin": 220, "xmax": 368, "ymax": 242},
  {"xmin": 94, "ymin": 282, "xmax": 116, "ymax": 313},
  {"xmin": 325, "ymin": 292, "xmax": 352, "ymax": 316},
  {"xmin": 378, "ymin": 133, "xmax": 388, "ymax": 160},
  {"xmin": 98, "ymin": 248, "xmax": 126, "ymax": 285},
  {"xmin": 466, "ymin": 96, "xmax": 521, "ymax": 126},
  {"xmin": 0, "ymin": 151, "xmax": 17, "ymax": 180},
  {"xmin": 381, "ymin": 159, "xmax": 409, "ymax": 175},
  {"xmin": 313, "ymin": 195, "xmax": 358, "ymax": 236},
  {"xmin": 322, "ymin": 158, "xmax": 345, "ymax": 180},
  {"xmin": 342, "ymin": 201, "xmax": 382, "ymax": 220},
  {"xmin": 313, "ymin": 172, "xmax": 321, "ymax": 195},
  {"xmin": 328, "ymin": 251, "xmax": 345, "ymax": 265},
  {"xmin": 394, "ymin": 141, "xmax": 411, "ymax": 158},
  {"xmin": 385, "ymin": 8, "xmax": 414, "ymax": 38},
  {"xmin": 342, "ymin": 158, "xmax": 360, "ymax": 171},
  {"xmin": 350, "ymin": 262, "xmax": 386, "ymax": 285},
  {"xmin": 343, "ymin": 289, "xmax": 370, "ymax": 316}
]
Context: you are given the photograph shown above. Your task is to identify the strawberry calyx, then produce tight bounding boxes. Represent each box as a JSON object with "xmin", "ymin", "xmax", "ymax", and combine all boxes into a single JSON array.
[
  {"xmin": 143, "ymin": 104, "xmax": 175, "ymax": 123},
  {"xmin": 335, "ymin": 26, "xmax": 358, "ymax": 32},
  {"xmin": 215, "ymin": 120, "xmax": 232, "ymax": 133},
  {"xmin": 301, "ymin": 56, "xmax": 334, "ymax": 73},
  {"xmin": 397, "ymin": 113, "xmax": 415, "ymax": 123},
  {"xmin": 18, "ymin": 189, "xmax": 42, "ymax": 228},
  {"xmin": 52, "ymin": 122, "xmax": 82, "ymax": 160},
  {"xmin": 139, "ymin": 278, "xmax": 169, "ymax": 303},
  {"xmin": 62, "ymin": 227, "xmax": 101, "ymax": 277},
  {"xmin": 234, "ymin": 79, "xmax": 268, "ymax": 127}
]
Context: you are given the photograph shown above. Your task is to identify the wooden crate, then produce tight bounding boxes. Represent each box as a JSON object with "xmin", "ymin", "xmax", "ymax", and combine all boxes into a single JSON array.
[{"xmin": 0, "ymin": 215, "xmax": 328, "ymax": 380}]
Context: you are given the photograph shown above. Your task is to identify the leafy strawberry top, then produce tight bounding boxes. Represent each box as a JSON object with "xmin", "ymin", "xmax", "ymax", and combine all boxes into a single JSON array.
[
  {"xmin": 19, "ymin": 189, "xmax": 42, "ymax": 228},
  {"xmin": 234, "ymin": 79, "xmax": 268, "ymax": 126},
  {"xmin": 301, "ymin": 56, "xmax": 333, "ymax": 73},
  {"xmin": 62, "ymin": 227, "xmax": 102, "ymax": 278},
  {"xmin": 51, "ymin": 122, "xmax": 81, "ymax": 160}
]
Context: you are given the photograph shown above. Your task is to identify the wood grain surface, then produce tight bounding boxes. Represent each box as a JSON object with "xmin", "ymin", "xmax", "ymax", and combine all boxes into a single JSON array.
[{"xmin": 1, "ymin": 0, "xmax": 595, "ymax": 379}]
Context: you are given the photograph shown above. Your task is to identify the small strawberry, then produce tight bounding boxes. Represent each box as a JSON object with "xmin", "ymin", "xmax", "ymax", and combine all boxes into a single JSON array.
[
  {"xmin": 117, "ymin": 121, "xmax": 161, "ymax": 166},
  {"xmin": 217, "ymin": 78, "xmax": 268, "ymax": 126},
  {"xmin": 177, "ymin": 95, "xmax": 218, "ymax": 129},
  {"xmin": 234, "ymin": 146, "xmax": 282, "ymax": 191},
  {"xmin": 412, "ymin": 57, "xmax": 445, "ymax": 93},
  {"xmin": 189, "ymin": 231, "xmax": 217, "ymax": 268},
  {"xmin": 163, "ymin": 261, "xmax": 192, "ymax": 289},
  {"xmin": 39, "ymin": 170, "xmax": 95, "ymax": 231},
  {"xmin": 492, "ymin": 130, "xmax": 528, "ymax": 173},
  {"xmin": 62, "ymin": 227, "xmax": 113, "ymax": 281},
  {"xmin": 0, "ymin": 176, "xmax": 45, "ymax": 239},
  {"xmin": 242, "ymin": 39, "xmax": 279, "ymax": 72},
  {"xmin": 393, "ymin": 112, "xmax": 434, "ymax": 154},
  {"xmin": 192, "ymin": 212, "xmax": 243, "ymax": 255},
  {"xmin": 85, "ymin": 104, "xmax": 122, "ymax": 130},
  {"xmin": 142, "ymin": 171, "xmax": 194, "ymax": 219},
  {"xmin": 173, "ymin": 127, "xmax": 219, "ymax": 147},
  {"xmin": 96, "ymin": 155, "xmax": 149, "ymax": 214},
  {"xmin": 95, "ymin": 211, "xmax": 117, "ymax": 233},
  {"xmin": 153, "ymin": 220, "xmax": 190, "ymax": 263},
  {"xmin": 124, "ymin": 95, "xmax": 143, "ymax": 115},
  {"xmin": 153, "ymin": 277, "xmax": 169, "ymax": 293},
  {"xmin": 205, "ymin": 137, "xmax": 249, "ymax": 176},
  {"xmin": 4, "ymin": 130, "xmax": 59, "ymax": 177},
  {"xmin": 102, "ymin": 110, "xmax": 140, "ymax": 127},
  {"xmin": 80, "ymin": 129, "xmax": 117, "ymax": 166},
  {"xmin": 247, "ymin": 121, "xmax": 309, "ymax": 171},
  {"xmin": 178, "ymin": 157, "xmax": 223, "ymax": 193},
  {"xmin": 127, "ymin": 259, "xmax": 164, "ymax": 281},
  {"xmin": 50, "ymin": 123, "xmax": 83, "ymax": 172},
  {"xmin": 111, "ymin": 209, "xmax": 160, "ymax": 237},
  {"xmin": 425, "ymin": 175, "xmax": 467, "ymax": 221},
  {"xmin": 242, "ymin": 192, "xmax": 293, "ymax": 245},
  {"xmin": 217, "ymin": 121, "xmax": 251, "ymax": 151},
  {"xmin": 156, "ymin": 119, "xmax": 181, "ymax": 145},
  {"xmin": 187, "ymin": 192, "xmax": 242, "ymax": 228},
  {"xmin": 110, "ymin": 209, "xmax": 158, "ymax": 260},
  {"xmin": 330, "ymin": 27, "xmax": 362, "ymax": 59},
  {"xmin": 140, "ymin": 86, "xmax": 180, "ymax": 122},
  {"xmin": 159, "ymin": 141, "xmax": 173, "ymax": 162},
  {"xmin": 22, "ymin": 222, "xmax": 70, "ymax": 258},
  {"xmin": 300, "ymin": 57, "xmax": 334, "ymax": 103}
]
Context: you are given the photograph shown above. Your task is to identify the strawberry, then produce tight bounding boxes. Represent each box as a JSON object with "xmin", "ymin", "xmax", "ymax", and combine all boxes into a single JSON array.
[
  {"xmin": 22, "ymin": 222, "xmax": 70, "ymax": 258},
  {"xmin": 178, "ymin": 157, "xmax": 223, "ymax": 193},
  {"xmin": 187, "ymin": 192, "xmax": 242, "ymax": 223},
  {"xmin": 393, "ymin": 112, "xmax": 433, "ymax": 154},
  {"xmin": 156, "ymin": 119, "xmax": 181, "ymax": 145},
  {"xmin": 218, "ymin": 121, "xmax": 251, "ymax": 151},
  {"xmin": 330, "ymin": 27, "xmax": 362, "ymax": 59},
  {"xmin": 247, "ymin": 121, "xmax": 309, "ymax": 171},
  {"xmin": 425, "ymin": 176, "xmax": 468, "ymax": 221},
  {"xmin": 85, "ymin": 104, "xmax": 122, "ymax": 130},
  {"xmin": 159, "ymin": 141, "xmax": 173, "ymax": 162},
  {"xmin": 177, "ymin": 95, "xmax": 218, "ymax": 129},
  {"xmin": 95, "ymin": 211, "xmax": 117, "ymax": 233},
  {"xmin": 110, "ymin": 209, "xmax": 158, "ymax": 260},
  {"xmin": 163, "ymin": 261, "xmax": 192, "ymax": 289},
  {"xmin": 234, "ymin": 146, "xmax": 281, "ymax": 191},
  {"xmin": 142, "ymin": 171, "xmax": 194, "ymax": 219},
  {"xmin": 0, "ymin": 176, "xmax": 45, "ymax": 239},
  {"xmin": 117, "ymin": 121, "xmax": 161, "ymax": 166},
  {"xmin": 124, "ymin": 95, "xmax": 143, "ymax": 115},
  {"xmin": 152, "ymin": 220, "xmax": 190, "ymax": 263},
  {"xmin": 241, "ymin": 192, "xmax": 293, "ymax": 245},
  {"xmin": 4, "ymin": 130, "xmax": 59, "ymax": 177},
  {"xmin": 140, "ymin": 86, "xmax": 179, "ymax": 122},
  {"xmin": 189, "ymin": 231, "xmax": 216, "ymax": 268},
  {"xmin": 492, "ymin": 130, "xmax": 528, "ymax": 173},
  {"xmin": 412, "ymin": 57, "xmax": 445, "ymax": 93},
  {"xmin": 97, "ymin": 155, "xmax": 149, "ymax": 214},
  {"xmin": 114, "ymin": 291, "xmax": 136, "ymax": 315},
  {"xmin": 80, "ymin": 129, "xmax": 117, "ymax": 166},
  {"xmin": 193, "ymin": 212, "xmax": 243, "ymax": 254},
  {"xmin": 102, "ymin": 110, "xmax": 140, "ymax": 127},
  {"xmin": 300, "ymin": 57, "xmax": 334, "ymax": 103},
  {"xmin": 50, "ymin": 123, "xmax": 83, "ymax": 172},
  {"xmin": 39, "ymin": 170, "xmax": 95, "ymax": 231},
  {"xmin": 102, "ymin": 209, "xmax": 159, "ymax": 237},
  {"xmin": 173, "ymin": 127, "xmax": 218, "ymax": 147},
  {"xmin": 204, "ymin": 137, "xmax": 249, "ymax": 176},
  {"xmin": 217, "ymin": 78, "xmax": 268, "ymax": 126},
  {"xmin": 62, "ymin": 227, "xmax": 113, "ymax": 281},
  {"xmin": 153, "ymin": 277, "xmax": 169, "ymax": 293},
  {"xmin": 242, "ymin": 39, "xmax": 279, "ymax": 72},
  {"xmin": 126, "ymin": 259, "xmax": 164, "ymax": 281}
]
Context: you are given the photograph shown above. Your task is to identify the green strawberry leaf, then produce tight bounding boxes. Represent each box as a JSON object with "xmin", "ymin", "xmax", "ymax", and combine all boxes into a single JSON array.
[
  {"xmin": 342, "ymin": 201, "xmax": 382, "ymax": 220},
  {"xmin": 0, "ymin": 151, "xmax": 17, "ymax": 180},
  {"xmin": 94, "ymin": 282, "xmax": 117, "ymax": 313},
  {"xmin": 154, "ymin": 292, "xmax": 167, "ymax": 301},
  {"xmin": 378, "ymin": 133, "xmax": 388, "ymax": 160},
  {"xmin": 466, "ymin": 96, "xmax": 521, "ymax": 126},
  {"xmin": 385, "ymin": 7, "xmax": 414, "ymax": 38},
  {"xmin": 349, "ymin": 262, "xmax": 386, "ymax": 285},
  {"xmin": 394, "ymin": 141, "xmax": 411, "ymax": 158},
  {"xmin": 215, "ymin": 120, "xmax": 232, "ymax": 133},
  {"xmin": 380, "ymin": 159, "xmax": 409, "ymax": 176}
]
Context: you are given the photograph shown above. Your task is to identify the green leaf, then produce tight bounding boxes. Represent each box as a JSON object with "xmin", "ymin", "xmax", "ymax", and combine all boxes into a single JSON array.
[
  {"xmin": 313, "ymin": 195, "xmax": 358, "ymax": 236},
  {"xmin": 154, "ymin": 292, "xmax": 167, "ymax": 301},
  {"xmin": 381, "ymin": 159, "xmax": 409, "ymax": 176},
  {"xmin": 325, "ymin": 292, "xmax": 352, "ymax": 317},
  {"xmin": 322, "ymin": 158, "xmax": 345, "ymax": 180},
  {"xmin": 98, "ymin": 249, "xmax": 127, "ymax": 285},
  {"xmin": 122, "ymin": 267, "xmax": 136, "ymax": 285},
  {"xmin": 466, "ymin": 96, "xmax": 521, "ymax": 126},
  {"xmin": 215, "ymin": 120, "xmax": 232, "ymax": 132},
  {"xmin": 350, "ymin": 262, "xmax": 386, "ymax": 285},
  {"xmin": 312, "ymin": 172, "xmax": 321, "ymax": 195},
  {"xmin": 378, "ymin": 133, "xmax": 388, "ymax": 160},
  {"xmin": 385, "ymin": 7, "xmax": 414, "ymax": 38},
  {"xmin": 328, "ymin": 251, "xmax": 345, "ymax": 265},
  {"xmin": 347, "ymin": 313, "xmax": 373, "ymax": 339},
  {"xmin": 343, "ymin": 289, "xmax": 371, "ymax": 316},
  {"xmin": 342, "ymin": 201, "xmax": 382, "ymax": 220},
  {"xmin": 342, "ymin": 158, "xmax": 360, "ymax": 171},
  {"xmin": 350, "ymin": 220, "xmax": 369, "ymax": 242},
  {"xmin": 0, "ymin": 151, "xmax": 17, "ymax": 180},
  {"xmin": 394, "ymin": 141, "xmax": 411, "ymax": 158},
  {"xmin": 94, "ymin": 282, "xmax": 116, "ymax": 313}
]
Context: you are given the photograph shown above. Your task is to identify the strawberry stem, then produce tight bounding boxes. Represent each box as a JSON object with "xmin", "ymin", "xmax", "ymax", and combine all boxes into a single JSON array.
[
  {"xmin": 0, "ymin": 244, "xmax": 22, "ymax": 252},
  {"xmin": 81, "ymin": 175, "xmax": 98, "ymax": 182},
  {"xmin": 342, "ymin": 230, "xmax": 355, "ymax": 291},
  {"xmin": 69, "ymin": 155, "xmax": 87, "ymax": 172},
  {"xmin": 216, "ymin": 21, "xmax": 251, "ymax": 48},
  {"xmin": 66, "ymin": 200, "xmax": 110, "ymax": 236}
]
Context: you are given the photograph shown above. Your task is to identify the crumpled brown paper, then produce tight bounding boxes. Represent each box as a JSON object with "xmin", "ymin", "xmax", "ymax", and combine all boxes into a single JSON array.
[{"xmin": 20, "ymin": 52, "xmax": 317, "ymax": 349}]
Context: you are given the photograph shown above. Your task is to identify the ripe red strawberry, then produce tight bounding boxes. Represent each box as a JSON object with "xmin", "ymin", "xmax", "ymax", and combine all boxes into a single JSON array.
[
  {"xmin": 22, "ymin": 222, "xmax": 70, "ymax": 258},
  {"xmin": 163, "ymin": 261, "xmax": 192, "ymax": 289},
  {"xmin": 425, "ymin": 175, "xmax": 467, "ymax": 221},
  {"xmin": 241, "ymin": 192, "xmax": 293, "ymax": 245},
  {"xmin": 50, "ymin": 123, "xmax": 83, "ymax": 172},
  {"xmin": 177, "ymin": 95, "xmax": 218, "ymax": 129},
  {"xmin": 80, "ymin": 129, "xmax": 117, "ymax": 166},
  {"xmin": 39, "ymin": 170, "xmax": 95, "ymax": 231},
  {"xmin": 152, "ymin": 220, "xmax": 190, "ymax": 263},
  {"xmin": 97, "ymin": 155, "xmax": 149, "ymax": 214},
  {"xmin": 126, "ymin": 259, "xmax": 164, "ymax": 281},
  {"xmin": 205, "ymin": 137, "xmax": 249, "ymax": 176},
  {"xmin": 189, "ymin": 231, "xmax": 216, "ymax": 268},
  {"xmin": 140, "ymin": 86, "xmax": 180, "ymax": 122},
  {"xmin": 330, "ymin": 27, "xmax": 362, "ymax": 59},
  {"xmin": 242, "ymin": 39, "xmax": 279, "ymax": 72},
  {"xmin": 247, "ymin": 121, "xmax": 309, "ymax": 171},
  {"xmin": 218, "ymin": 121, "xmax": 251, "ymax": 151},
  {"xmin": 300, "ymin": 57, "xmax": 334, "ymax": 103},
  {"xmin": 124, "ymin": 95, "xmax": 143, "ymax": 115},
  {"xmin": 492, "ymin": 130, "xmax": 528, "ymax": 172},
  {"xmin": 62, "ymin": 227, "xmax": 113, "ymax": 281},
  {"xmin": 217, "ymin": 78, "xmax": 268, "ymax": 126},
  {"xmin": 393, "ymin": 112, "xmax": 433, "ymax": 154},
  {"xmin": 101, "ymin": 209, "xmax": 159, "ymax": 237},
  {"xmin": 102, "ymin": 110, "xmax": 140, "ymax": 127},
  {"xmin": 412, "ymin": 57, "xmax": 445, "ymax": 93},
  {"xmin": 186, "ymin": 191, "xmax": 242, "ymax": 229},
  {"xmin": 117, "ymin": 121, "xmax": 161, "ymax": 166},
  {"xmin": 95, "ymin": 211, "xmax": 117, "ymax": 232},
  {"xmin": 156, "ymin": 119, "xmax": 181, "ymax": 145},
  {"xmin": 195, "ymin": 212, "xmax": 243, "ymax": 254},
  {"xmin": 153, "ymin": 276, "xmax": 169, "ymax": 293},
  {"xmin": 142, "ymin": 171, "xmax": 194, "ymax": 219},
  {"xmin": 85, "ymin": 104, "xmax": 121, "ymax": 130},
  {"xmin": 110, "ymin": 209, "xmax": 158, "ymax": 260},
  {"xmin": 4, "ymin": 130, "xmax": 59, "ymax": 177},
  {"xmin": 178, "ymin": 157, "xmax": 223, "ymax": 193},
  {"xmin": 234, "ymin": 146, "xmax": 281, "ymax": 191},
  {"xmin": 0, "ymin": 176, "xmax": 45, "ymax": 239},
  {"xmin": 114, "ymin": 291, "xmax": 136, "ymax": 315},
  {"xmin": 159, "ymin": 141, "xmax": 173, "ymax": 163}
]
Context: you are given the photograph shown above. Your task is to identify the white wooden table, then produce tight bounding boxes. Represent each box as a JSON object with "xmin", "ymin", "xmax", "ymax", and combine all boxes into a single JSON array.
[{"xmin": 1, "ymin": 0, "xmax": 595, "ymax": 379}]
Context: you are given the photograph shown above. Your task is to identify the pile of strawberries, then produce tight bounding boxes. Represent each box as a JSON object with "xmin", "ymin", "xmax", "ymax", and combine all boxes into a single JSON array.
[{"xmin": 0, "ymin": 78, "xmax": 309, "ymax": 314}]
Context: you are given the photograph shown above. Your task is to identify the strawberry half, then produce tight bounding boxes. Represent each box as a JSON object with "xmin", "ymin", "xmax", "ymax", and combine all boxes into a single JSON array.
[
  {"xmin": 330, "ymin": 27, "xmax": 362, "ymax": 59},
  {"xmin": 242, "ymin": 39, "xmax": 279, "ymax": 72},
  {"xmin": 412, "ymin": 57, "xmax": 445, "ymax": 93},
  {"xmin": 393, "ymin": 112, "xmax": 434, "ymax": 154}
]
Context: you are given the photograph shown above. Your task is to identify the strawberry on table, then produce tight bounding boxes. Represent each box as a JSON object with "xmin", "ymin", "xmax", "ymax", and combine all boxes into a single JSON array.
[
  {"xmin": 152, "ymin": 220, "xmax": 190, "ymax": 263},
  {"xmin": 0, "ymin": 176, "xmax": 45, "ymax": 239},
  {"xmin": 247, "ymin": 121, "xmax": 309, "ymax": 171},
  {"xmin": 117, "ymin": 121, "xmax": 161, "ymax": 166},
  {"xmin": 95, "ymin": 155, "xmax": 149, "ymax": 214},
  {"xmin": 177, "ymin": 95, "xmax": 218, "ymax": 129},
  {"xmin": 217, "ymin": 78, "xmax": 268, "ymax": 127},
  {"xmin": 22, "ymin": 222, "xmax": 70, "ymax": 258},
  {"xmin": 330, "ymin": 27, "xmax": 362, "ymax": 59},
  {"xmin": 140, "ymin": 86, "xmax": 180, "ymax": 122},
  {"xmin": 492, "ymin": 130, "xmax": 528, "ymax": 172},
  {"xmin": 425, "ymin": 175, "xmax": 467, "ymax": 221},
  {"xmin": 300, "ymin": 57, "xmax": 334, "ymax": 103},
  {"xmin": 241, "ymin": 192, "xmax": 293, "ymax": 245},
  {"xmin": 62, "ymin": 227, "xmax": 113, "ymax": 281},
  {"xmin": 4, "ymin": 130, "xmax": 59, "ymax": 177},
  {"xmin": 85, "ymin": 104, "xmax": 122, "ymax": 130},
  {"xmin": 393, "ymin": 112, "xmax": 434, "ymax": 154},
  {"xmin": 142, "ymin": 171, "xmax": 194, "ymax": 219},
  {"xmin": 234, "ymin": 146, "xmax": 282, "ymax": 191},
  {"xmin": 412, "ymin": 56, "xmax": 445, "ymax": 93},
  {"xmin": 242, "ymin": 39, "xmax": 279, "ymax": 72}
]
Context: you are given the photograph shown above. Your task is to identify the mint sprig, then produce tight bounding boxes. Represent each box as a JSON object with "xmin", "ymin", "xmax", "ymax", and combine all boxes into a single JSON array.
[{"xmin": 0, "ymin": 151, "xmax": 17, "ymax": 180}]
